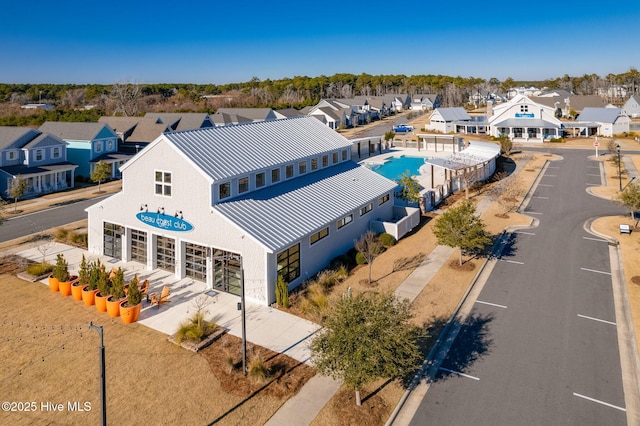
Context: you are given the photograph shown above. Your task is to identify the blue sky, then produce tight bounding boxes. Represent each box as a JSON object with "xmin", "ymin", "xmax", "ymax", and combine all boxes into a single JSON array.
[{"xmin": 2, "ymin": 0, "xmax": 638, "ymax": 85}]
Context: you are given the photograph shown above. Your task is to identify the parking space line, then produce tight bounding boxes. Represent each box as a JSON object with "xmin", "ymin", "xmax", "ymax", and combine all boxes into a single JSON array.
[
  {"xmin": 476, "ymin": 300, "xmax": 507, "ymax": 309},
  {"xmin": 577, "ymin": 314, "xmax": 616, "ymax": 326},
  {"xmin": 516, "ymin": 231, "xmax": 535, "ymax": 235},
  {"xmin": 533, "ymin": 196, "xmax": 549, "ymax": 199},
  {"xmin": 537, "ymin": 184, "xmax": 553, "ymax": 187},
  {"xmin": 526, "ymin": 211, "xmax": 543, "ymax": 215},
  {"xmin": 586, "ymin": 174, "xmax": 601, "ymax": 177},
  {"xmin": 583, "ymin": 236, "xmax": 608, "ymax": 243},
  {"xmin": 573, "ymin": 392, "xmax": 626, "ymax": 412},
  {"xmin": 499, "ymin": 259, "xmax": 524, "ymax": 265},
  {"xmin": 586, "ymin": 183, "xmax": 599, "ymax": 186},
  {"xmin": 580, "ymin": 267, "xmax": 611, "ymax": 275},
  {"xmin": 544, "ymin": 175, "xmax": 558, "ymax": 177},
  {"xmin": 439, "ymin": 367, "xmax": 480, "ymax": 381}
]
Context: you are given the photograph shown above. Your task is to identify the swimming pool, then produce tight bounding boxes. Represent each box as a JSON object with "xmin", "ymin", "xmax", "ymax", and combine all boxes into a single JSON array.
[{"xmin": 366, "ymin": 156, "xmax": 427, "ymax": 181}]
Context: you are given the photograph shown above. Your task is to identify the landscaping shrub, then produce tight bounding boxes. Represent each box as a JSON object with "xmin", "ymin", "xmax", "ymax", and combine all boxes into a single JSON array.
[
  {"xmin": 54, "ymin": 228, "xmax": 68, "ymax": 240},
  {"xmin": 276, "ymin": 274, "xmax": 289, "ymax": 308},
  {"xmin": 26, "ymin": 263, "xmax": 53, "ymax": 277},
  {"xmin": 248, "ymin": 354, "xmax": 269, "ymax": 383},
  {"xmin": 300, "ymin": 283, "xmax": 328, "ymax": 319},
  {"xmin": 355, "ymin": 251, "xmax": 367, "ymax": 265},
  {"xmin": 378, "ymin": 233, "xmax": 396, "ymax": 247}
]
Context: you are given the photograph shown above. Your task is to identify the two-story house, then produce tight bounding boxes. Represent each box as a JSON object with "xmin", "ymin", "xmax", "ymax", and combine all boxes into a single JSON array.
[
  {"xmin": 0, "ymin": 126, "xmax": 77, "ymax": 198},
  {"xmin": 39, "ymin": 122, "xmax": 131, "ymax": 180},
  {"xmin": 86, "ymin": 116, "xmax": 399, "ymax": 306}
]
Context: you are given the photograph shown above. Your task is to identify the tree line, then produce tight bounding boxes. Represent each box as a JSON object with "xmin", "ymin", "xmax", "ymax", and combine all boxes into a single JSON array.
[{"xmin": 1, "ymin": 69, "xmax": 638, "ymax": 121}]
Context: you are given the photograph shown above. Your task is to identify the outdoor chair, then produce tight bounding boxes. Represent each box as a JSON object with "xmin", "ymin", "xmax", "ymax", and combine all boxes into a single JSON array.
[
  {"xmin": 140, "ymin": 279, "xmax": 150, "ymax": 302},
  {"xmin": 149, "ymin": 286, "xmax": 170, "ymax": 309}
]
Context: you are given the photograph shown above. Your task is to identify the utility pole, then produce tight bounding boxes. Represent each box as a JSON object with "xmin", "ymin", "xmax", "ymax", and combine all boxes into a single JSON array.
[{"xmin": 89, "ymin": 322, "xmax": 106, "ymax": 426}]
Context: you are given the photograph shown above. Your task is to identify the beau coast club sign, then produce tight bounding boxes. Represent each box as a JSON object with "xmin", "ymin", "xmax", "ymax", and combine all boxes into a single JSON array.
[{"xmin": 136, "ymin": 212, "xmax": 194, "ymax": 232}]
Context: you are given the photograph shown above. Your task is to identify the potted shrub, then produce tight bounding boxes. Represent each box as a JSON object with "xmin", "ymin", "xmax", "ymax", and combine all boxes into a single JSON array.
[
  {"xmin": 94, "ymin": 264, "xmax": 111, "ymax": 313},
  {"xmin": 52, "ymin": 254, "xmax": 77, "ymax": 297},
  {"xmin": 106, "ymin": 267, "xmax": 126, "ymax": 318},
  {"xmin": 82, "ymin": 259, "xmax": 101, "ymax": 306},
  {"xmin": 120, "ymin": 275, "xmax": 142, "ymax": 324},
  {"xmin": 71, "ymin": 255, "xmax": 89, "ymax": 301}
]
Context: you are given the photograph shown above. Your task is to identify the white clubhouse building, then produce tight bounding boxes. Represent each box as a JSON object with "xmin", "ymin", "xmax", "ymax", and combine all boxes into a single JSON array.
[{"xmin": 86, "ymin": 117, "xmax": 402, "ymax": 305}]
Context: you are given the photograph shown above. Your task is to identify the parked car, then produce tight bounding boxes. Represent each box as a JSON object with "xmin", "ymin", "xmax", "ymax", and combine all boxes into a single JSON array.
[{"xmin": 392, "ymin": 124, "xmax": 413, "ymax": 132}]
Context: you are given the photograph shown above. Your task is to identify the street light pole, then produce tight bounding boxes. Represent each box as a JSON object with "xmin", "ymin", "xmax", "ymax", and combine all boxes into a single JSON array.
[
  {"xmin": 617, "ymin": 144, "xmax": 622, "ymax": 191},
  {"xmin": 89, "ymin": 322, "xmax": 106, "ymax": 426}
]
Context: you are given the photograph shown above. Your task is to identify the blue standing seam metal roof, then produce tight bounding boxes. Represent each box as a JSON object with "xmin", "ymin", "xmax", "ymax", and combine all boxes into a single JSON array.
[
  {"xmin": 164, "ymin": 116, "xmax": 353, "ymax": 181},
  {"xmin": 212, "ymin": 161, "xmax": 398, "ymax": 252}
]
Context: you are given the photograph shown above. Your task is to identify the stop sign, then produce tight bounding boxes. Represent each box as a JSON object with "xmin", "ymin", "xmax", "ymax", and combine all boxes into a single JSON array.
[{"xmin": 593, "ymin": 141, "xmax": 600, "ymax": 147}]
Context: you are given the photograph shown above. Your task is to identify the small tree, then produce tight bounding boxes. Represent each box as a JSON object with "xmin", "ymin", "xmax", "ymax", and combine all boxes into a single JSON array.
[
  {"xmin": 52, "ymin": 254, "xmax": 70, "ymax": 282},
  {"xmin": 311, "ymin": 292, "xmax": 421, "ymax": 406},
  {"xmin": 91, "ymin": 161, "xmax": 110, "ymax": 193},
  {"xmin": 384, "ymin": 130, "xmax": 396, "ymax": 147},
  {"xmin": 618, "ymin": 181, "xmax": 640, "ymax": 227},
  {"xmin": 275, "ymin": 274, "xmax": 289, "ymax": 308},
  {"xmin": 354, "ymin": 230, "xmax": 383, "ymax": 285},
  {"xmin": 396, "ymin": 171, "xmax": 421, "ymax": 206},
  {"xmin": 7, "ymin": 176, "xmax": 27, "ymax": 213},
  {"xmin": 432, "ymin": 200, "xmax": 491, "ymax": 265},
  {"xmin": 497, "ymin": 135, "xmax": 513, "ymax": 157},
  {"xmin": 496, "ymin": 177, "xmax": 526, "ymax": 216}
]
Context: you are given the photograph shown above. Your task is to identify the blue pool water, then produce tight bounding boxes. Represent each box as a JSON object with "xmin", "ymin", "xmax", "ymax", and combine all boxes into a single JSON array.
[{"xmin": 367, "ymin": 156, "xmax": 427, "ymax": 181}]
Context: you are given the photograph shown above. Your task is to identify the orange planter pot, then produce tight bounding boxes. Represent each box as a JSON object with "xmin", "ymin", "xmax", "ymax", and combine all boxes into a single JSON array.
[
  {"xmin": 82, "ymin": 288, "xmax": 99, "ymax": 306},
  {"xmin": 95, "ymin": 293, "xmax": 110, "ymax": 313},
  {"xmin": 48, "ymin": 276, "xmax": 59, "ymax": 292},
  {"xmin": 71, "ymin": 282, "xmax": 86, "ymax": 301},
  {"xmin": 120, "ymin": 302, "xmax": 141, "ymax": 324},
  {"xmin": 58, "ymin": 277, "xmax": 77, "ymax": 297},
  {"xmin": 106, "ymin": 297, "xmax": 124, "ymax": 318}
]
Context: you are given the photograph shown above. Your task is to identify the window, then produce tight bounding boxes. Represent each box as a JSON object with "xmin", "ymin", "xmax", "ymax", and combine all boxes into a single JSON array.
[
  {"xmin": 360, "ymin": 203, "xmax": 373, "ymax": 216},
  {"xmin": 341, "ymin": 149, "xmax": 348, "ymax": 161},
  {"xmin": 310, "ymin": 227, "xmax": 329, "ymax": 245},
  {"xmin": 7, "ymin": 151, "xmax": 16, "ymax": 161},
  {"xmin": 378, "ymin": 193, "xmax": 390, "ymax": 205},
  {"xmin": 256, "ymin": 172, "xmax": 265, "ymax": 188},
  {"xmin": 271, "ymin": 168, "xmax": 280, "ymax": 183},
  {"xmin": 219, "ymin": 182, "xmax": 231, "ymax": 199},
  {"xmin": 107, "ymin": 140, "xmax": 114, "ymax": 150},
  {"xmin": 155, "ymin": 171, "xmax": 172, "ymax": 196},
  {"xmin": 520, "ymin": 105, "xmax": 529, "ymax": 113},
  {"xmin": 96, "ymin": 141, "xmax": 103, "ymax": 152},
  {"xmin": 286, "ymin": 164, "xmax": 294, "ymax": 179},
  {"xmin": 322, "ymin": 155, "xmax": 329, "ymax": 167},
  {"xmin": 35, "ymin": 150, "xmax": 43, "ymax": 161},
  {"xmin": 299, "ymin": 161, "xmax": 307, "ymax": 174},
  {"xmin": 277, "ymin": 243, "xmax": 300, "ymax": 283},
  {"xmin": 337, "ymin": 214, "xmax": 353, "ymax": 229},
  {"xmin": 311, "ymin": 158, "xmax": 318, "ymax": 170},
  {"xmin": 332, "ymin": 152, "xmax": 338, "ymax": 164},
  {"xmin": 239, "ymin": 177, "xmax": 249, "ymax": 193},
  {"xmin": 52, "ymin": 147, "xmax": 60, "ymax": 158}
]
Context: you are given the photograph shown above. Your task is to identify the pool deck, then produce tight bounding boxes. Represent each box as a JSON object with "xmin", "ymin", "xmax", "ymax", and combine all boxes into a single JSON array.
[{"xmin": 359, "ymin": 146, "xmax": 457, "ymax": 190}]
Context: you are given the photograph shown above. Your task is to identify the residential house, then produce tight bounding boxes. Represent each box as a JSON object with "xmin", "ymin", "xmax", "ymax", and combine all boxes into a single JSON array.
[
  {"xmin": 411, "ymin": 94, "xmax": 440, "ymax": 111},
  {"xmin": 211, "ymin": 108, "xmax": 279, "ymax": 126},
  {"xmin": 531, "ymin": 94, "xmax": 607, "ymax": 118},
  {"xmin": 274, "ymin": 108, "xmax": 304, "ymax": 119},
  {"xmin": 144, "ymin": 112, "xmax": 215, "ymax": 131},
  {"xmin": 622, "ymin": 95, "xmax": 640, "ymax": 118},
  {"xmin": 0, "ymin": 126, "xmax": 77, "ymax": 198},
  {"xmin": 576, "ymin": 107, "xmax": 630, "ymax": 137},
  {"xmin": 39, "ymin": 122, "xmax": 131, "ymax": 179},
  {"xmin": 86, "ymin": 116, "xmax": 406, "ymax": 306},
  {"xmin": 306, "ymin": 100, "xmax": 351, "ymax": 129},
  {"xmin": 381, "ymin": 94, "xmax": 411, "ymax": 112},
  {"xmin": 425, "ymin": 107, "xmax": 473, "ymax": 134},
  {"xmin": 98, "ymin": 116, "xmax": 172, "ymax": 153}
]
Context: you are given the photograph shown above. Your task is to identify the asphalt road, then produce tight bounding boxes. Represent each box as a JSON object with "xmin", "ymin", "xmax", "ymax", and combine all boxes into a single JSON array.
[
  {"xmin": 0, "ymin": 195, "xmax": 109, "ymax": 243},
  {"xmin": 409, "ymin": 149, "xmax": 629, "ymax": 425}
]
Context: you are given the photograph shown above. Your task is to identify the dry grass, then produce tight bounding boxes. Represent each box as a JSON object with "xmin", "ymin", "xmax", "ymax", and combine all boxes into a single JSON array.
[{"xmin": 0, "ymin": 272, "xmax": 313, "ymax": 426}]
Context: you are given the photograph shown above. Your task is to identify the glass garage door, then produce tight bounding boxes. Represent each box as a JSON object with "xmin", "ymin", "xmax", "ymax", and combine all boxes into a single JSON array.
[
  {"xmin": 156, "ymin": 236, "xmax": 175, "ymax": 272},
  {"xmin": 130, "ymin": 229, "xmax": 147, "ymax": 263},
  {"xmin": 185, "ymin": 243, "xmax": 207, "ymax": 282}
]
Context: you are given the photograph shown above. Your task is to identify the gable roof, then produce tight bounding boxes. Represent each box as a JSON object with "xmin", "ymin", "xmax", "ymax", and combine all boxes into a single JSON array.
[
  {"xmin": 432, "ymin": 107, "xmax": 471, "ymax": 121},
  {"xmin": 143, "ymin": 112, "xmax": 214, "ymax": 131},
  {"xmin": 39, "ymin": 122, "xmax": 115, "ymax": 141},
  {"xmin": 577, "ymin": 107, "xmax": 623, "ymax": 123},
  {"xmin": 23, "ymin": 133, "xmax": 67, "ymax": 149},
  {"xmin": 0, "ymin": 126, "xmax": 41, "ymax": 150},
  {"xmin": 161, "ymin": 116, "xmax": 352, "ymax": 181},
  {"xmin": 213, "ymin": 160, "xmax": 397, "ymax": 252}
]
